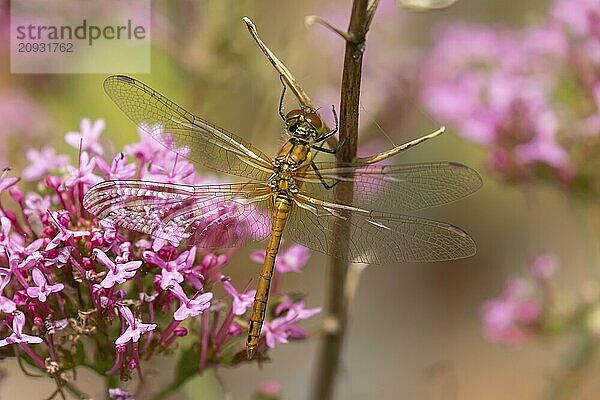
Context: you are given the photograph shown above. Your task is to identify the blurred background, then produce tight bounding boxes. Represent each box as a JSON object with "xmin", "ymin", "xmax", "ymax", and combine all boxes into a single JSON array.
[{"xmin": 3, "ymin": 0, "xmax": 600, "ymax": 399}]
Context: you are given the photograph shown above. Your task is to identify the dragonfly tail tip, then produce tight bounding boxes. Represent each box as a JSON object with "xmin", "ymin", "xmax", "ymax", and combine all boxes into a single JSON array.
[{"xmin": 246, "ymin": 345, "xmax": 257, "ymax": 360}]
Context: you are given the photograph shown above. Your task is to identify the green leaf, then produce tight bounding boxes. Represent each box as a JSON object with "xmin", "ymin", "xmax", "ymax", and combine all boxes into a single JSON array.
[{"xmin": 175, "ymin": 345, "xmax": 201, "ymax": 383}]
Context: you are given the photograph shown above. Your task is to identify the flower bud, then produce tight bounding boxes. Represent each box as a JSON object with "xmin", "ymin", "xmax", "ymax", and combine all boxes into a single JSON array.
[
  {"xmin": 8, "ymin": 187, "xmax": 23, "ymax": 203},
  {"xmin": 174, "ymin": 327, "xmax": 188, "ymax": 337},
  {"xmin": 128, "ymin": 359, "xmax": 138, "ymax": 370},
  {"xmin": 44, "ymin": 175, "xmax": 62, "ymax": 190}
]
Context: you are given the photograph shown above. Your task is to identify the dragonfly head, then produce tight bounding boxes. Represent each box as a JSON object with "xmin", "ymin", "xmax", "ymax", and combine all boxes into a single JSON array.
[{"xmin": 285, "ymin": 108, "xmax": 322, "ymax": 140}]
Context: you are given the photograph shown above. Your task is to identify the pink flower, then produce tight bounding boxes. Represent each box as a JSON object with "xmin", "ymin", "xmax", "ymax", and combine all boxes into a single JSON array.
[
  {"xmin": 46, "ymin": 213, "xmax": 90, "ymax": 250},
  {"xmin": 64, "ymin": 152, "xmax": 102, "ymax": 188},
  {"xmin": 222, "ymin": 280, "xmax": 255, "ymax": 316},
  {"xmin": 94, "ymin": 249, "xmax": 142, "ymax": 289},
  {"xmin": 145, "ymin": 157, "xmax": 195, "ymax": 184},
  {"xmin": 263, "ymin": 315, "xmax": 302, "ymax": 348},
  {"xmin": 0, "ymin": 268, "xmax": 15, "ymax": 313},
  {"xmin": 151, "ymin": 224, "xmax": 191, "ymax": 251},
  {"xmin": 169, "ymin": 283, "xmax": 213, "ymax": 321},
  {"xmin": 419, "ymin": 19, "xmax": 573, "ymax": 180},
  {"xmin": 552, "ymin": 0, "xmax": 600, "ymax": 38},
  {"xmin": 255, "ymin": 380, "xmax": 281, "ymax": 397},
  {"xmin": 22, "ymin": 147, "xmax": 69, "ymax": 181},
  {"xmin": 482, "ymin": 278, "xmax": 541, "ymax": 345},
  {"xmin": 275, "ymin": 298, "xmax": 321, "ymax": 319},
  {"xmin": 23, "ymin": 193, "xmax": 50, "ymax": 217},
  {"xmin": 65, "ymin": 118, "xmax": 105, "ymax": 155},
  {"xmin": 0, "ymin": 217, "xmax": 12, "ymax": 246},
  {"xmin": 0, "ymin": 90, "xmax": 48, "ymax": 139},
  {"xmin": 115, "ymin": 306, "xmax": 156, "ymax": 346},
  {"xmin": 196, "ymin": 253, "xmax": 228, "ymax": 285},
  {"xmin": 263, "ymin": 301, "xmax": 321, "ymax": 348},
  {"xmin": 0, "ymin": 169, "xmax": 19, "ymax": 193},
  {"xmin": 96, "ymin": 153, "xmax": 137, "ymax": 181},
  {"xmin": 108, "ymin": 388, "xmax": 135, "ymax": 400},
  {"xmin": 143, "ymin": 246, "xmax": 196, "ymax": 289},
  {"xmin": 26, "ymin": 268, "xmax": 64, "ymax": 302},
  {"xmin": 0, "ymin": 312, "xmax": 43, "ymax": 347},
  {"xmin": 250, "ymin": 244, "xmax": 310, "ymax": 273},
  {"xmin": 530, "ymin": 253, "xmax": 557, "ymax": 280},
  {"xmin": 124, "ymin": 125, "xmax": 165, "ymax": 162}
]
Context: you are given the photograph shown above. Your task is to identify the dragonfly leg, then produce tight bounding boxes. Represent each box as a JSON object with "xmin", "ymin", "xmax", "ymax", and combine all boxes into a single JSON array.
[
  {"xmin": 356, "ymin": 126, "xmax": 446, "ymax": 165},
  {"xmin": 313, "ymin": 134, "xmax": 347, "ymax": 154},
  {"xmin": 278, "ymin": 75, "xmax": 287, "ymax": 121},
  {"xmin": 315, "ymin": 105, "xmax": 339, "ymax": 143},
  {"xmin": 310, "ymin": 160, "xmax": 339, "ymax": 190}
]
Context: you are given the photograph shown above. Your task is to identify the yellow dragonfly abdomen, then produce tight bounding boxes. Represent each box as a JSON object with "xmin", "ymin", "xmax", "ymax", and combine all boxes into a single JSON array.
[{"xmin": 247, "ymin": 195, "xmax": 293, "ymax": 358}]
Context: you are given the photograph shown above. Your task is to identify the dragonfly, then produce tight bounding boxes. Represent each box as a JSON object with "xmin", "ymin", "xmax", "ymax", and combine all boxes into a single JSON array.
[{"xmin": 83, "ymin": 75, "xmax": 482, "ymax": 359}]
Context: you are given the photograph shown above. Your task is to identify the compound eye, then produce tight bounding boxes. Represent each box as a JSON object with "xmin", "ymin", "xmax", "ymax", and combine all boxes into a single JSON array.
[
  {"xmin": 304, "ymin": 111, "xmax": 323, "ymax": 129},
  {"xmin": 285, "ymin": 109, "xmax": 303, "ymax": 122}
]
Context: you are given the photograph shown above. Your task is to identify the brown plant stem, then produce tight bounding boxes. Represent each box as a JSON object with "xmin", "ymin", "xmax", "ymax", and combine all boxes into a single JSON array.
[{"xmin": 310, "ymin": 1, "xmax": 379, "ymax": 399}]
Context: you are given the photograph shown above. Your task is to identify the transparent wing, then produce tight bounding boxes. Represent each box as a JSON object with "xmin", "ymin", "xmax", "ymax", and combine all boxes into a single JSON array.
[
  {"xmin": 286, "ymin": 193, "xmax": 476, "ymax": 264},
  {"xmin": 83, "ymin": 180, "xmax": 273, "ymax": 249},
  {"xmin": 297, "ymin": 161, "xmax": 482, "ymax": 213},
  {"xmin": 104, "ymin": 75, "xmax": 274, "ymax": 181}
]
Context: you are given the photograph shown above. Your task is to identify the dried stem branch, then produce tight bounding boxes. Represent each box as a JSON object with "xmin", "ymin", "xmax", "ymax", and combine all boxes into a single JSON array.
[
  {"xmin": 242, "ymin": 16, "xmax": 338, "ymax": 150},
  {"xmin": 243, "ymin": 17, "xmax": 314, "ymax": 109},
  {"xmin": 310, "ymin": 1, "xmax": 379, "ymax": 399},
  {"xmin": 304, "ymin": 16, "xmax": 352, "ymax": 42}
]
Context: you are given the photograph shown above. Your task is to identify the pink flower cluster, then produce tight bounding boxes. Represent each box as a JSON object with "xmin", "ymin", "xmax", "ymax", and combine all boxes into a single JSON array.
[
  {"xmin": 481, "ymin": 253, "xmax": 556, "ymax": 345},
  {"xmin": 420, "ymin": 0, "xmax": 600, "ymax": 188},
  {"xmin": 482, "ymin": 250, "xmax": 600, "ymax": 350},
  {"xmin": 0, "ymin": 118, "xmax": 319, "ymax": 396}
]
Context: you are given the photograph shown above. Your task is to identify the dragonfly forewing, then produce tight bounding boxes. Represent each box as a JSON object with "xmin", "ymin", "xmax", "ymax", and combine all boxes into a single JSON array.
[
  {"xmin": 298, "ymin": 161, "xmax": 482, "ymax": 213},
  {"xmin": 83, "ymin": 180, "xmax": 273, "ymax": 249},
  {"xmin": 104, "ymin": 75, "xmax": 274, "ymax": 182}
]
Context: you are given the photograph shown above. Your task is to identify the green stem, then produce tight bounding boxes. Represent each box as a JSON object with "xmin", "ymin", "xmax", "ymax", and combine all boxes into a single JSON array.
[
  {"xmin": 104, "ymin": 373, "xmax": 120, "ymax": 398},
  {"xmin": 150, "ymin": 374, "xmax": 195, "ymax": 400},
  {"xmin": 542, "ymin": 199, "xmax": 600, "ymax": 400},
  {"xmin": 61, "ymin": 380, "xmax": 88, "ymax": 399},
  {"xmin": 542, "ymin": 331, "xmax": 597, "ymax": 400},
  {"xmin": 18, "ymin": 354, "xmax": 89, "ymax": 399},
  {"xmin": 571, "ymin": 200, "xmax": 600, "ymax": 279}
]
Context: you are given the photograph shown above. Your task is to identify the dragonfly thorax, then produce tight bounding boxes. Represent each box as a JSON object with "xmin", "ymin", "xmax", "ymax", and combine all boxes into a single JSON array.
[
  {"xmin": 269, "ymin": 139, "xmax": 312, "ymax": 195},
  {"xmin": 274, "ymin": 139, "xmax": 311, "ymax": 168}
]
